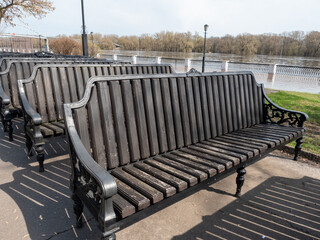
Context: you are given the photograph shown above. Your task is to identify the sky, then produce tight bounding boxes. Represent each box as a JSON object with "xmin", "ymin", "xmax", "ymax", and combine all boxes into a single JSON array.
[{"xmin": 3, "ymin": 0, "xmax": 320, "ymax": 38}]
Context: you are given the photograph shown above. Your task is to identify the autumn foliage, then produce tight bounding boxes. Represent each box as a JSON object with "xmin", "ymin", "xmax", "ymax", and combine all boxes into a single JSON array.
[{"xmin": 49, "ymin": 37, "xmax": 81, "ymax": 55}]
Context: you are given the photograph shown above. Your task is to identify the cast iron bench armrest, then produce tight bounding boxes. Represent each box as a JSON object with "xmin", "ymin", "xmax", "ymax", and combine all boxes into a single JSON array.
[
  {"xmin": 262, "ymin": 87, "xmax": 309, "ymax": 128},
  {"xmin": 0, "ymin": 84, "xmax": 10, "ymax": 112},
  {"xmin": 18, "ymin": 79, "xmax": 42, "ymax": 125},
  {"xmin": 64, "ymin": 104, "xmax": 117, "ymax": 229}
]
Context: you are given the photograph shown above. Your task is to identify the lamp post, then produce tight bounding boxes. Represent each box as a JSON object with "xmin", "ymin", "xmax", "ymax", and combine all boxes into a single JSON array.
[
  {"xmin": 39, "ymin": 35, "xmax": 42, "ymax": 51},
  {"xmin": 202, "ymin": 24, "xmax": 209, "ymax": 72},
  {"xmin": 81, "ymin": 0, "xmax": 88, "ymax": 56}
]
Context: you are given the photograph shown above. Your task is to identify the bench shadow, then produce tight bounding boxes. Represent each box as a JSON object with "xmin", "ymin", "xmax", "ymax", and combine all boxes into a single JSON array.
[
  {"xmin": 172, "ymin": 175, "xmax": 320, "ymax": 240},
  {"xmin": 0, "ymin": 118, "xmax": 69, "ymax": 169}
]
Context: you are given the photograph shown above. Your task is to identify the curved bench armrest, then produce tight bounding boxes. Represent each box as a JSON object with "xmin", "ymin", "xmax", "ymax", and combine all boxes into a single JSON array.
[
  {"xmin": 0, "ymin": 83, "xmax": 10, "ymax": 118},
  {"xmin": 64, "ymin": 104, "xmax": 117, "ymax": 230},
  {"xmin": 262, "ymin": 87, "xmax": 308, "ymax": 128}
]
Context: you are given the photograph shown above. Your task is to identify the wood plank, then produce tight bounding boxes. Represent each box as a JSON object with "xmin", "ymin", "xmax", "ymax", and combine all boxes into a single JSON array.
[
  {"xmin": 112, "ymin": 194, "xmax": 136, "ymax": 219},
  {"xmin": 192, "ymin": 76, "xmax": 205, "ymax": 141},
  {"xmin": 109, "ymin": 81, "xmax": 130, "ymax": 165},
  {"xmin": 239, "ymin": 127, "xmax": 291, "ymax": 141},
  {"xmin": 67, "ymin": 67, "xmax": 78, "ymax": 102},
  {"xmin": 180, "ymin": 148, "xmax": 233, "ymax": 169},
  {"xmin": 199, "ymin": 76, "xmax": 211, "ymax": 139},
  {"xmin": 229, "ymin": 132, "xmax": 278, "ymax": 147},
  {"xmin": 163, "ymin": 153, "xmax": 217, "ymax": 177},
  {"xmin": 87, "ymin": 85, "xmax": 107, "ymax": 168},
  {"xmin": 151, "ymin": 78, "xmax": 168, "ymax": 153},
  {"xmin": 112, "ymin": 168, "xmax": 164, "ymax": 204},
  {"xmin": 228, "ymin": 75, "xmax": 239, "ymax": 131},
  {"xmin": 114, "ymin": 177, "xmax": 150, "ymax": 211},
  {"xmin": 171, "ymin": 151, "xmax": 225, "ymax": 173},
  {"xmin": 247, "ymin": 74, "xmax": 256, "ymax": 125},
  {"xmin": 206, "ymin": 139, "xmax": 257, "ymax": 157},
  {"xmin": 35, "ymin": 68, "xmax": 48, "ymax": 122},
  {"xmin": 134, "ymin": 162, "xmax": 188, "ymax": 192},
  {"xmin": 251, "ymin": 75, "xmax": 260, "ymax": 124},
  {"xmin": 132, "ymin": 80, "xmax": 150, "ymax": 158},
  {"xmin": 234, "ymin": 75, "xmax": 243, "ymax": 129},
  {"xmin": 42, "ymin": 123, "xmax": 64, "ymax": 135},
  {"xmin": 238, "ymin": 74, "xmax": 248, "ymax": 128},
  {"xmin": 243, "ymin": 74, "xmax": 252, "ymax": 127},
  {"xmin": 154, "ymin": 156, "xmax": 208, "ymax": 182},
  {"xmin": 205, "ymin": 76, "xmax": 217, "ymax": 137},
  {"xmin": 123, "ymin": 166, "xmax": 176, "ymax": 197},
  {"xmin": 212, "ymin": 76, "xmax": 223, "ymax": 135},
  {"xmin": 42, "ymin": 67, "xmax": 56, "ymax": 121},
  {"xmin": 142, "ymin": 78, "xmax": 160, "ymax": 156},
  {"xmin": 189, "ymin": 145, "xmax": 241, "ymax": 165},
  {"xmin": 235, "ymin": 129, "xmax": 286, "ymax": 143},
  {"xmin": 223, "ymin": 75, "xmax": 233, "ymax": 132},
  {"xmin": 121, "ymin": 80, "xmax": 141, "ymax": 162},
  {"xmin": 257, "ymin": 85, "xmax": 264, "ymax": 122},
  {"xmin": 160, "ymin": 78, "xmax": 176, "ymax": 150},
  {"xmin": 145, "ymin": 158, "xmax": 198, "ymax": 186},
  {"xmin": 9, "ymin": 63, "xmax": 19, "ymax": 107},
  {"xmin": 40, "ymin": 125, "xmax": 54, "ymax": 137},
  {"xmin": 177, "ymin": 77, "xmax": 192, "ymax": 146},
  {"xmin": 169, "ymin": 77, "xmax": 184, "ymax": 148},
  {"xmin": 97, "ymin": 82, "xmax": 119, "ymax": 169},
  {"xmin": 50, "ymin": 67, "xmax": 63, "ymax": 120},
  {"xmin": 51, "ymin": 121, "xmax": 65, "ymax": 133},
  {"xmin": 216, "ymin": 135, "xmax": 268, "ymax": 152},
  {"xmin": 185, "ymin": 77, "xmax": 198, "ymax": 143},
  {"xmin": 217, "ymin": 76, "xmax": 228, "ymax": 134},
  {"xmin": 58, "ymin": 67, "xmax": 71, "ymax": 104}
]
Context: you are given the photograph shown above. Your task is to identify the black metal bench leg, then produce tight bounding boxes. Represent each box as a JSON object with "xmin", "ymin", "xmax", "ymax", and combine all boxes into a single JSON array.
[
  {"xmin": 72, "ymin": 193, "xmax": 84, "ymax": 228},
  {"xmin": 25, "ymin": 134, "xmax": 34, "ymax": 157},
  {"xmin": 294, "ymin": 137, "xmax": 303, "ymax": 161},
  {"xmin": 235, "ymin": 167, "xmax": 246, "ymax": 197},
  {"xmin": 4, "ymin": 120, "xmax": 13, "ymax": 141},
  {"xmin": 36, "ymin": 145, "xmax": 45, "ymax": 172}
]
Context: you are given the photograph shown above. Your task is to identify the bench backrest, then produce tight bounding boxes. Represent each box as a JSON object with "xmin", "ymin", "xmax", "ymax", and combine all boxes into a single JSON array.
[
  {"xmin": 20, "ymin": 64, "xmax": 175, "ymax": 123},
  {"xmin": 0, "ymin": 60, "xmax": 128, "ymax": 108},
  {"xmin": 65, "ymin": 72, "xmax": 264, "ymax": 170}
]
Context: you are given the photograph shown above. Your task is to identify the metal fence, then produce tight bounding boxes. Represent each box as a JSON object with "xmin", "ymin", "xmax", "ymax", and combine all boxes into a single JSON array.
[{"xmin": 103, "ymin": 54, "xmax": 320, "ymax": 94}]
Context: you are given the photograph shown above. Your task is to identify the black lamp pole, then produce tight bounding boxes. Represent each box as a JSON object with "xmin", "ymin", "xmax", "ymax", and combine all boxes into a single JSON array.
[
  {"xmin": 81, "ymin": 0, "xmax": 88, "ymax": 56},
  {"xmin": 202, "ymin": 24, "xmax": 209, "ymax": 72}
]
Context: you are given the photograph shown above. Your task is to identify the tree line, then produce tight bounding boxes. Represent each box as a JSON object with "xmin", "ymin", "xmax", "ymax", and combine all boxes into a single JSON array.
[{"xmin": 64, "ymin": 31, "xmax": 320, "ymax": 58}]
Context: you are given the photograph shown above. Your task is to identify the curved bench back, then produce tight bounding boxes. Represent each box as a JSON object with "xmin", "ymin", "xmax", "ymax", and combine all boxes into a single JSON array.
[
  {"xmin": 20, "ymin": 63, "xmax": 174, "ymax": 123},
  {"xmin": 65, "ymin": 72, "xmax": 264, "ymax": 170}
]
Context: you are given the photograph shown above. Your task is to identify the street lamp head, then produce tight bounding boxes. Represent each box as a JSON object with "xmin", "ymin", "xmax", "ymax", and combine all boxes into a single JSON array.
[{"xmin": 204, "ymin": 24, "xmax": 209, "ymax": 32}]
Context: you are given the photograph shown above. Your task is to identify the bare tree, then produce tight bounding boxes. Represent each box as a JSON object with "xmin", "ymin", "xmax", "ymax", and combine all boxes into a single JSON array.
[{"xmin": 0, "ymin": 0, "xmax": 55, "ymax": 26}]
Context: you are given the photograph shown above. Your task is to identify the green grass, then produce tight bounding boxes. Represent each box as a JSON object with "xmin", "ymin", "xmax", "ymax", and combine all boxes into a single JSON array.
[{"xmin": 267, "ymin": 90, "xmax": 320, "ymax": 155}]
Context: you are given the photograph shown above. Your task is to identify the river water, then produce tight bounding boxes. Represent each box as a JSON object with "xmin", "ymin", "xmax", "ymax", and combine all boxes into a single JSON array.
[{"xmin": 102, "ymin": 50, "xmax": 320, "ymax": 94}]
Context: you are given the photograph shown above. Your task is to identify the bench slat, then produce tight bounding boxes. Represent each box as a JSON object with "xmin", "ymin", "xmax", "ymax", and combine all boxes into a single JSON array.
[
  {"xmin": 151, "ymin": 79, "xmax": 168, "ymax": 153},
  {"xmin": 113, "ymin": 194, "xmax": 136, "ymax": 219},
  {"xmin": 112, "ymin": 168, "xmax": 164, "ymax": 204},
  {"xmin": 50, "ymin": 67, "xmax": 63, "ymax": 120},
  {"xmin": 110, "ymin": 81, "xmax": 130, "ymax": 165},
  {"xmin": 217, "ymin": 135, "xmax": 268, "ymax": 152},
  {"xmin": 240, "ymin": 128, "xmax": 291, "ymax": 141},
  {"xmin": 114, "ymin": 177, "xmax": 151, "ymax": 211},
  {"xmin": 189, "ymin": 145, "xmax": 241, "ymax": 166},
  {"xmin": 161, "ymin": 78, "xmax": 176, "ymax": 150},
  {"xmin": 229, "ymin": 75, "xmax": 239, "ymax": 131},
  {"xmin": 238, "ymin": 74, "xmax": 248, "ymax": 128},
  {"xmin": 35, "ymin": 68, "xmax": 48, "ymax": 123},
  {"xmin": 171, "ymin": 151, "xmax": 225, "ymax": 173},
  {"xmin": 145, "ymin": 159, "xmax": 198, "ymax": 187},
  {"xmin": 177, "ymin": 77, "xmax": 192, "ymax": 146},
  {"xmin": 217, "ymin": 76, "xmax": 228, "ymax": 134},
  {"xmin": 134, "ymin": 162, "xmax": 188, "ymax": 192},
  {"xmin": 10, "ymin": 64, "xmax": 20, "ymax": 107},
  {"xmin": 211, "ymin": 76, "xmax": 223, "ymax": 136},
  {"xmin": 59, "ymin": 67, "xmax": 71, "ymax": 104},
  {"xmin": 230, "ymin": 132, "xmax": 278, "ymax": 147},
  {"xmin": 42, "ymin": 123, "xmax": 64, "ymax": 135},
  {"xmin": 205, "ymin": 76, "xmax": 218, "ymax": 138},
  {"xmin": 185, "ymin": 77, "xmax": 199, "ymax": 143},
  {"xmin": 181, "ymin": 148, "xmax": 233, "ymax": 169},
  {"xmin": 199, "ymin": 76, "xmax": 211, "ymax": 140},
  {"xmin": 121, "ymin": 80, "xmax": 141, "ymax": 161},
  {"xmin": 163, "ymin": 153, "xmax": 217, "ymax": 177},
  {"xmin": 97, "ymin": 82, "xmax": 119, "ymax": 169},
  {"xmin": 223, "ymin": 75, "xmax": 233, "ymax": 132},
  {"xmin": 204, "ymin": 140, "xmax": 255, "ymax": 157},
  {"xmin": 235, "ymin": 129, "xmax": 286, "ymax": 143},
  {"xmin": 40, "ymin": 125, "xmax": 54, "ymax": 137},
  {"xmin": 192, "ymin": 76, "xmax": 205, "ymax": 141},
  {"xmin": 170, "ymin": 77, "xmax": 184, "ymax": 148},
  {"xmin": 67, "ymin": 68, "xmax": 79, "ymax": 102},
  {"xmin": 142, "ymin": 79, "xmax": 160, "ymax": 156},
  {"xmin": 132, "ymin": 80, "xmax": 150, "ymax": 158},
  {"xmin": 42, "ymin": 68, "xmax": 56, "ymax": 122},
  {"xmin": 123, "ymin": 166, "xmax": 176, "ymax": 197},
  {"xmin": 247, "ymin": 74, "xmax": 256, "ymax": 125}
]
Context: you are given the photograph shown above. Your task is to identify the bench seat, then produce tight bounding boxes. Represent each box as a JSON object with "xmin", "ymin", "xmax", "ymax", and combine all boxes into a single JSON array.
[{"xmin": 110, "ymin": 123, "xmax": 305, "ymax": 219}]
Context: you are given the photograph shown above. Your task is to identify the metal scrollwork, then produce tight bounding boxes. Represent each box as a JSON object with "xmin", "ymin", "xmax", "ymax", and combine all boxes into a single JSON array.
[{"xmin": 264, "ymin": 97, "xmax": 308, "ymax": 128}]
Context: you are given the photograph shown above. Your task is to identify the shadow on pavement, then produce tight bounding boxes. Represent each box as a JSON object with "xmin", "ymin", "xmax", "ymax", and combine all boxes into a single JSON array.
[{"xmin": 172, "ymin": 175, "xmax": 320, "ymax": 240}]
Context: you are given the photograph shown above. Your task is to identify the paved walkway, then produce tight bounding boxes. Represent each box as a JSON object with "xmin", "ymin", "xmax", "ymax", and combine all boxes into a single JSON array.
[{"xmin": 0, "ymin": 119, "xmax": 319, "ymax": 240}]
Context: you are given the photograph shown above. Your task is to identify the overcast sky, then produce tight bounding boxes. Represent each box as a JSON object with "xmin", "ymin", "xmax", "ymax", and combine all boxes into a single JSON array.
[{"xmin": 3, "ymin": 0, "xmax": 320, "ymax": 37}]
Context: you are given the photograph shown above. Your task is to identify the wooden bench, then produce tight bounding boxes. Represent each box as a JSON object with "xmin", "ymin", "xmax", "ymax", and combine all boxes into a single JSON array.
[
  {"xmin": 0, "ymin": 59, "xmax": 119, "ymax": 141},
  {"xmin": 63, "ymin": 71, "xmax": 308, "ymax": 239},
  {"xmin": 18, "ymin": 63, "xmax": 175, "ymax": 172}
]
